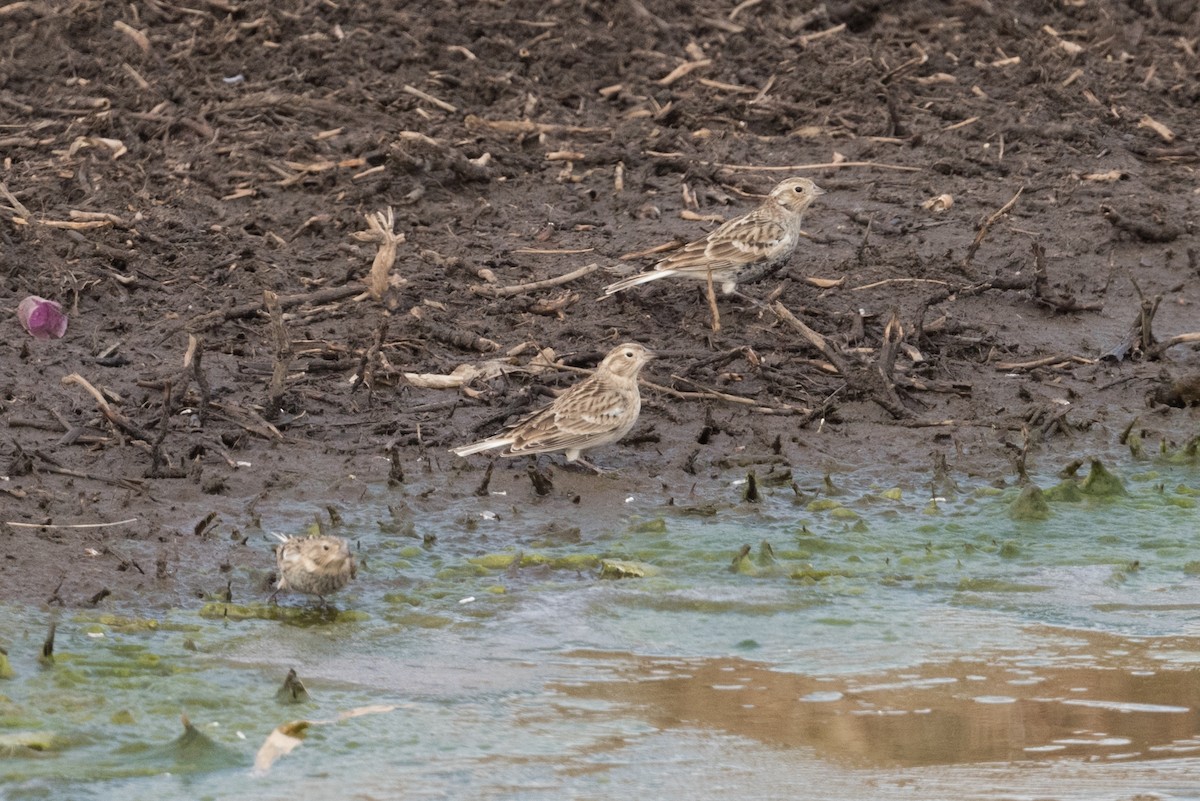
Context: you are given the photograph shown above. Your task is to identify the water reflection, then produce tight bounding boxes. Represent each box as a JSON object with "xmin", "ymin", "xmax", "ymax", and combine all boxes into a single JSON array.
[{"xmin": 555, "ymin": 629, "xmax": 1200, "ymax": 768}]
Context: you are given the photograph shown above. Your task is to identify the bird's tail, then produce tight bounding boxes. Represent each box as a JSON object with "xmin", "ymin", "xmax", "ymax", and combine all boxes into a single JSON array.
[
  {"xmin": 602, "ymin": 269, "xmax": 673, "ymax": 296},
  {"xmin": 450, "ymin": 436, "xmax": 513, "ymax": 457}
]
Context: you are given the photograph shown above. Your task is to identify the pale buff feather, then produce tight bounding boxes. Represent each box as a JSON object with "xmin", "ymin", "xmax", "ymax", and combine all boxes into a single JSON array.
[
  {"xmin": 272, "ymin": 533, "xmax": 357, "ymax": 601},
  {"xmin": 604, "ymin": 177, "xmax": 823, "ymax": 296},
  {"xmin": 451, "ymin": 343, "xmax": 652, "ymax": 464}
]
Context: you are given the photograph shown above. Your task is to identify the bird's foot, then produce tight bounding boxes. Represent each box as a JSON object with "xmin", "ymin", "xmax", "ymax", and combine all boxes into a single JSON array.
[{"xmin": 572, "ymin": 457, "xmax": 613, "ymax": 475}]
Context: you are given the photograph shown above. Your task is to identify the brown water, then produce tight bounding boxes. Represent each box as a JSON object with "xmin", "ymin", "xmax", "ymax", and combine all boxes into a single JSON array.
[{"xmin": 556, "ymin": 630, "xmax": 1200, "ymax": 769}]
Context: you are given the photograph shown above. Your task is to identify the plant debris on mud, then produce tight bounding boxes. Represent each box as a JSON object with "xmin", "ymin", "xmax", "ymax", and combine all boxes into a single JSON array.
[{"xmin": 2, "ymin": 0, "xmax": 1198, "ymax": 608}]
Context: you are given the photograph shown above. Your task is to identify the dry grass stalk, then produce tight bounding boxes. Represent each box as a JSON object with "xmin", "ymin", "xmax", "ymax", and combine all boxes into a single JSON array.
[
  {"xmin": 658, "ymin": 59, "xmax": 712, "ymax": 86},
  {"xmin": 994, "ymin": 355, "xmax": 1095, "ymax": 371},
  {"xmin": 351, "ymin": 207, "xmax": 406, "ymax": 300},
  {"xmin": 644, "ymin": 152, "xmax": 921, "ymax": 172},
  {"xmin": 113, "ymin": 20, "xmax": 150, "ymax": 54},
  {"xmin": 963, "ymin": 187, "xmax": 1023, "ymax": 268},
  {"xmin": 1137, "ymin": 115, "xmax": 1175, "ymax": 142},
  {"xmin": 798, "ymin": 23, "xmax": 846, "ymax": 46},
  {"xmin": 264, "ymin": 291, "xmax": 292, "ymax": 418},
  {"xmin": 62, "ymin": 373, "xmax": 153, "ymax": 441},
  {"xmin": 465, "ymin": 115, "xmax": 609, "ymax": 136},
  {"xmin": 402, "ymin": 84, "xmax": 456, "ymax": 113},
  {"xmin": 471, "ymin": 262, "xmax": 598, "ymax": 298}
]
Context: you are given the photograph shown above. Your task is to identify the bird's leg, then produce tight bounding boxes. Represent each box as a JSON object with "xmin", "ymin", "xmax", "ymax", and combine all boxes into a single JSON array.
[
  {"xmin": 267, "ymin": 588, "xmax": 281, "ymax": 605},
  {"xmin": 704, "ymin": 270, "xmax": 721, "ymax": 333},
  {"xmin": 731, "ymin": 290, "xmax": 772, "ymax": 312},
  {"xmin": 572, "ymin": 456, "xmax": 611, "ymax": 475}
]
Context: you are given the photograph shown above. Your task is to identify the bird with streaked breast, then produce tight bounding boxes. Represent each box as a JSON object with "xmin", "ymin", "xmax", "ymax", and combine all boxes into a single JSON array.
[
  {"xmin": 604, "ymin": 177, "xmax": 823, "ymax": 297},
  {"xmin": 450, "ymin": 342, "xmax": 653, "ymax": 472}
]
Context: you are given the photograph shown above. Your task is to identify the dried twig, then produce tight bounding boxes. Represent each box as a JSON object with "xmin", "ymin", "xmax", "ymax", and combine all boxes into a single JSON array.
[
  {"xmin": 207, "ymin": 401, "xmax": 283, "ymax": 440},
  {"xmin": 771, "ymin": 302, "xmax": 912, "ymax": 418},
  {"xmin": 62, "ymin": 373, "xmax": 154, "ymax": 441},
  {"xmin": 852, "ymin": 277, "xmax": 951, "ymax": 291},
  {"xmin": 172, "ymin": 284, "xmax": 362, "ymax": 337},
  {"xmin": 465, "ymin": 116, "xmax": 610, "ymax": 136},
  {"xmin": 1105, "ymin": 276, "xmax": 1162, "ymax": 362},
  {"xmin": 1148, "ymin": 332, "xmax": 1200, "ymax": 360},
  {"xmin": 0, "ymin": 180, "xmax": 32, "ymax": 218},
  {"xmin": 148, "ymin": 383, "xmax": 183, "ymax": 478},
  {"xmin": 420, "ymin": 321, "xmax": 501, "ymax": 353},
  {"xmin": 1030, "ymin": 241, "xmax": 1104, "ymax": 312},
  {"xmin": 186, "ymin": 334, "xmax": 210, "ymax": 426},
  {"xmin": 33, "ymin": 462, "xmax": 144, "ymax": 490},
  {"xmin": 995, "ymin": 355, "xmax": 1095, "ymax": 371},
  {"xmin": 798, "ymin": 23, "xmax": 846, "ymax": 46},
  {"xmin": 471, "ymin": 263, "xmax": 598, "ymax": 298},
  {"xmin": 263, "ymin": 291, "xmax": 292, "ymax": 418},
  {"xmin": 1100, "ymin": 205, "xmax": 1181, "ymax": 243},
  {"xmin": 643, "ymin": 152, "xmax": 921, "ymax": 172},
  {"xmin": 352, "ymin": 317, "xmax": 389, "ymax": 396},
  {"xmin": 658, "ymin": 59, "xmax": 711, "ymax": 86},
  {"xmin": 511, "ymin": 248, "xmax": 595, "ymax": 255},
  {"xmin": 113, "ymin": 20, "xmax": 150, "ymax": 53},
  {"xmin": 665, "ymin": 375, "xmax": 753, "ymax": 406},
  {"xmin": 646, "ymin": 376, "xmax": 812, "ymax": 416},
  {"xmin": 963, "ymin": 187, "xmax": 1023, "ymax": 268},
  {"xmin": 351, "ymin": 207, "xmax": 406, "ymax": 300},
  {"xmin": 402, "ymin": 84, "xmax": 457, "ymax": 113},
  {"xmin": 770, "ymin": 302, "xmax": 850, "ymax": 373},
  {"xmin": 527, "ymin": 292, "xmax": 578, "ymax": 318},
  {"xmin": 3, "ymin": 518, "xmax": 138, "ymax": 529}
]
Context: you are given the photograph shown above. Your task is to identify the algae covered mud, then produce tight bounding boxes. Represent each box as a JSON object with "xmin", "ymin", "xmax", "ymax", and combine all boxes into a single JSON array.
[{"xmin": 5, "ymin": 452, "xmax": 1200, "ymax": 800}]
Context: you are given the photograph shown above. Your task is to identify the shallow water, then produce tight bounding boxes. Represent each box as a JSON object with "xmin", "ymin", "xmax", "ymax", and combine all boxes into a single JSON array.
[{"xmin": 4, "ymin": 459, "xmax": 1200, "ymax": 800}]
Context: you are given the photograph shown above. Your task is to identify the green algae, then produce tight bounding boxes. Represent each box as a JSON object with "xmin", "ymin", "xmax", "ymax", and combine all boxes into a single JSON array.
[
  {"xmin": 1009, "ymin": 484, "xmax": 1050, "ymax": 520},
  {"xmin": 0, "ymin": 730, "xmax": 63, "ymax": 755},
  {"xmin": 197, "ymin": 603, "xmax": 368, "ymax": 623},
  {"xmin": 806, "ymin": 499, "xmax": 842, "ymax": 513},
  {"xmin": 1081, "ymin": 459, "xmax": 1127, "ymax": 496},
  {"xmin": 956, "ymin": 578, "xmax": 1049, "ymax": 592},
  {"xmin": 599, "ymin": 560, "xmax": 658, "ymax": 579},
  {"xmin": 629, "ymin": 518, "xmax": 668, "ymax": 534},
  {"xmin": 467, "ymin": 552, "xmax": 602, "ymax": 572}
]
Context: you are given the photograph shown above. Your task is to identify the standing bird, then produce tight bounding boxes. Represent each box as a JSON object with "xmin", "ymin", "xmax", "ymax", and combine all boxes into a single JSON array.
[
  {"xmin": 603, "ymin": 177, "xmax": 824, "ymax": 297},
  {"xmin": 270, "ymin": 533, "xmax": 357, "ymax": 606},
  {"xmin": 450, "ymin": 342, "xmax": 652, "ymax": 472}
]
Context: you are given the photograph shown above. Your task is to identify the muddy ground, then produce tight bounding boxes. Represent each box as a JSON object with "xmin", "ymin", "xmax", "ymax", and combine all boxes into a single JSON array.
[{"xmin": 1, "ymin": 0, "xmax": 1198, "ymax": 609}]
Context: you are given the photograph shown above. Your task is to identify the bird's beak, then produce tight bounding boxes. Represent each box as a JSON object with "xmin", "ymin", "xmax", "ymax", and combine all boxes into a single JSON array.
[{"xmin": 813, "ymin": 185, "xmax": 826, "ymax": 196}]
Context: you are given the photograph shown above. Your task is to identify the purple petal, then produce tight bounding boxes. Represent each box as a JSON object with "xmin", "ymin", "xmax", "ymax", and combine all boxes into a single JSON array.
[{"xmin": 17, "ymin": 296, "xmax": 69, "ymax": 340}]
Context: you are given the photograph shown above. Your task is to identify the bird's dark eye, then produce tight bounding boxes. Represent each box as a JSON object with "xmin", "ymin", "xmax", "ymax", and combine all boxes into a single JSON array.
[{"xmin": 793, "ymin": 186, "xmax": 804, "ymax": 193}]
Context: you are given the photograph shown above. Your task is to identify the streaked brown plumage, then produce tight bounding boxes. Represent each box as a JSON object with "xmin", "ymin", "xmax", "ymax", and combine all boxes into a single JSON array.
[
  {"xmin": 604, "ymin": 177, "xmax": 823, "ymax": 296},
  {"xmin": 271, "ymin": 534, "xmax": 357, "ymax": 605},
  {"xmin": 450, "ymin": 342, "xmax": 652, "ymax": 471}
]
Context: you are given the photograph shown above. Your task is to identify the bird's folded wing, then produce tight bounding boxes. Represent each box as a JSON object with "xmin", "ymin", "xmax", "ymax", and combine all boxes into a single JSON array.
[
  {"xmin": 706, "ymin": 214, "xmax": 786, "ymax": 260},
  {"xmin": 506, "ymin": 393, "xmax": 632, "ymax": 454},
  {"xmin": 661, "ymin": 215, "xmax": 786, "ymax": 272}
]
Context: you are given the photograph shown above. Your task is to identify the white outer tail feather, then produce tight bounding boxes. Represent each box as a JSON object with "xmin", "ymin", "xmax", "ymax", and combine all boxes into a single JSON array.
[
  {"xmin": 603, "ymin": 269, "xmax": 676, "ymax": 295},
  {"xmin": 451, "ymin": 436, "xmax": 516, "ymax": 457}
]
